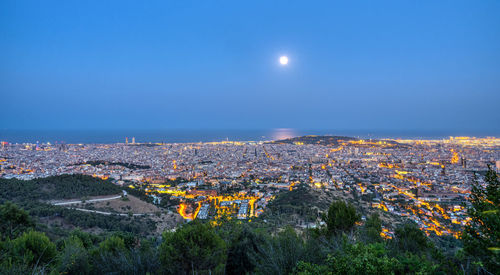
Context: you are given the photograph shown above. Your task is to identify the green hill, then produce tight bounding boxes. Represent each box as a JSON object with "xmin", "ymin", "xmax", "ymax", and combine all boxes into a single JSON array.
[
  {"xmin": 269, "ymin": 135, "xmax": 410, "ymax": 149},
  {"xmin": 0, "ymin": 175, "xmax": 157, "ymax": 236},
  {"xmin": 0, "ymin": 174, "xmax": 122, "ymax": 203}
]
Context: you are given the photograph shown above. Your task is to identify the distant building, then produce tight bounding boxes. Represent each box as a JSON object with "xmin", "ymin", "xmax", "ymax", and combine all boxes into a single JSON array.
[
  {"xmin": 152, "ymin": 195, "xmax": 161, "ymax": 205},
  {"xmin": 188, "ymin": 189, "xmax": 217, "ymax": 197}
]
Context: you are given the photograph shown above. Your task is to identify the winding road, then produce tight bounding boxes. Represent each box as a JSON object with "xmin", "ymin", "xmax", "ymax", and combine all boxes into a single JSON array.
[
  {"xmin": 52, "ymin": 195, "xmax": 122, "ymax": 206},
  {"xmin": 51, "ymin": 194, "xmax": 151, "ymax": 216},
  {"xmin": 69, "ymin": 207, "xmax": 148, "ymax": 216}
]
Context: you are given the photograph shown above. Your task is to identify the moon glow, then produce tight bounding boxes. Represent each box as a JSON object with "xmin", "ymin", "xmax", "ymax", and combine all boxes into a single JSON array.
[{"xmin": 279, "ymin": 56, "xmax": 289, "ymax": 65}]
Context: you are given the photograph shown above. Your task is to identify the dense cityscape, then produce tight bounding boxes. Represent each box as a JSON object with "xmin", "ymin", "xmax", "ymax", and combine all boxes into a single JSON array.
[{"xmin": 2, "ymin": 135, "xmax": 499, "ymax": 240}]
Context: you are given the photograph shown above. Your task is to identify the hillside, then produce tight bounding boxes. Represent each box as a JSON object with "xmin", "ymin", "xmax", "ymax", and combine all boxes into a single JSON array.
[
  {"xmin": 269, "ymin": 135, "xmax": 410, "ymax": 149},
  {"xmin": 269, "ymin": 135, "xmax": 357, "ymax": 146},
  {"xmin": 0, "ymin": 174, "xmax": 180, "ymax": 237},
  {"xmin": 0, "ymin": 174, "xmax": 122, "ymax": 203},
  {"xmin": 260, "ymin": 184, "xmax": 404, "ymax": 230}
]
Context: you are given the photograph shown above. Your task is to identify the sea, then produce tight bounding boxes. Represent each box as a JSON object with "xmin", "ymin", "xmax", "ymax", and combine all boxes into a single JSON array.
[{"xmin": 0, "ymin": 129, "xmax": 498, "ymax": 144}]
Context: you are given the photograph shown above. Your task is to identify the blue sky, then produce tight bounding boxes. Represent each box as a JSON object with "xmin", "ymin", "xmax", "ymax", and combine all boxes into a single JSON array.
[{"xmin": 1, "ymin": 0, "xmax": 499, "ymax": 132}]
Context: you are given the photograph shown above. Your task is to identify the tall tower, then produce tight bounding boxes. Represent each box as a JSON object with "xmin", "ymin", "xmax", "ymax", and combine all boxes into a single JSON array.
[
  {"xmin": 132, "ymin": 137, "xmax": 135, "ymax": 144},
  {"xmin": 125, "ymin": 137, "xmax": 129, "ymax": 144}
]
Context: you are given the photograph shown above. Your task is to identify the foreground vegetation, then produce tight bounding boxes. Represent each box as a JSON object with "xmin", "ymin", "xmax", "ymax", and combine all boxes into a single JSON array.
[{"xmin": 0, "ymin": 169, "xmax": 498, "ymax": 274}]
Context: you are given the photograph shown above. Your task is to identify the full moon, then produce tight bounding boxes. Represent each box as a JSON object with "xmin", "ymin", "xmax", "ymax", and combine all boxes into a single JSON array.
[{"xmin": 279, "ymin": 56, "xmax": 289, "ymax": 65}]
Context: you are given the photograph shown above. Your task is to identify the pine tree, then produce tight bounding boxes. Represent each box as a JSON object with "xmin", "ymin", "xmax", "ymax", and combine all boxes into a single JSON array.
[{"xmin": 462, "ymin": 166, "xmax": 500, "ymax": 273}]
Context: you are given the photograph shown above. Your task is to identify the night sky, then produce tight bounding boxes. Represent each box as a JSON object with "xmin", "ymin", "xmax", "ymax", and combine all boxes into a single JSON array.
[{"xmin": 1, "ymin": 0, "xmax": 499, "ymax": 132}]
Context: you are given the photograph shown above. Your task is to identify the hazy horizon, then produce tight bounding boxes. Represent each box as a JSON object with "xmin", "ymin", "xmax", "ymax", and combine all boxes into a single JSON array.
[{"xmin": 1, "ymin": 128, "xmax": 500, "ymax": 144}]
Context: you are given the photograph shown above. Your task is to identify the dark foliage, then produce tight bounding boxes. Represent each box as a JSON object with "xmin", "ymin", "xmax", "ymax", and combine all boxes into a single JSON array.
[
  {"xmin": 159, "ymin": 221, "xmax": 226, "ymax": 274},
  {"xmin": 75, "ymin": 160, "xmax": 151, "ymax": 170},
  {"xmin": 322, "ymin": 201, "xmax": 361, "ymax": 235},
  {"xmin": 462, "ymin": 166, "xmax": 500, "ymax": 273},
  {"xmin": 0, "ymin": 201, "xmax": 34, "ymax": 240},
  {"xmin": 0, "ymin": 174, "xmax": 121, "ymax": 203}
]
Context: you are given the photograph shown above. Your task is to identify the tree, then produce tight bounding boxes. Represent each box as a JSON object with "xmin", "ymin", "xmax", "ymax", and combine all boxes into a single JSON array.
[
  {"xmin": 326, "ymin": 242, "xmax": 400, "ymax": 275},
  {"xmin": 322, "ymin": 201, "xmax": 360, "ymax": 235},
  {"xmin": 392, "ymin": 222, "xmax": 432, "ymax": 255},
  {"xmin": 58, "ymin": 236, "xmax": 91, "ymax": 275},
  {"xmin": 98, "ymin": 235, "xmax": 126, "ymax": 254},
  {"xmin": 112, "ymin": 231, "xmax": 137, "ymax": 250},
  {"xmin": 91, "ymin": 235, "xmax": 161, "ymax": 274},
  {"xmin": 362, "ymin": 212, "xmax": 383, "ymax": 243},
  {"xmin": 69, "ymin": 229, "xmax": 100, "ymax": 249},
  {"xmin": 396, "ymin": 252, "xmax": 437, "ymax": 274},
  {"xmin": 462, "ymin": 166, "xmax": 500, "ymax": 273},
  {"xmin": 226, "ymin": 226, "xmax": 263, "ymax": 274},
  {"xmin": 91, "ymin": 235, "xmax": 136, "ymax": 274},
  {"xmin": 293, "ymin": 261, "xmax": 329, "ymax": 275},
  {"xmin": 253, "ymin": 227, "xmax": 306, "ymax": 275},
  {"xmin": 159, "ymin": 221, "xmax": 226, "ymax": 274},
  {"xmin": 9, "ymin": 230, "xmax": 57, "ymax": 268},
  {"xmin": 0, "ymin": 202, "xmax": 34, "ymax": 240}
]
